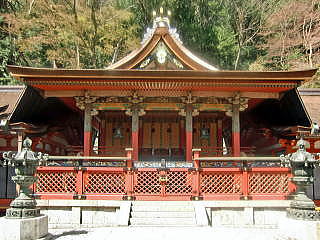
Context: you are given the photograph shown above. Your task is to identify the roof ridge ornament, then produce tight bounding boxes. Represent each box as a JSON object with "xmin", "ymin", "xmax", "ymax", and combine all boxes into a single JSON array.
[
  {"xmin": 152, "ymin": 7, "xmax": 171, "ymax": 28},
  {"xmin": 141, "ymin": 7, "xmax": 182, "ymax": 45}
]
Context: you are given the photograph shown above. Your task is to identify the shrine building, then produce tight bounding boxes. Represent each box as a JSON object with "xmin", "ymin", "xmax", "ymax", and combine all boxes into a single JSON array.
[{"xmin": 0, "ymin": 11, "xmax": 319, "ymax": 227}]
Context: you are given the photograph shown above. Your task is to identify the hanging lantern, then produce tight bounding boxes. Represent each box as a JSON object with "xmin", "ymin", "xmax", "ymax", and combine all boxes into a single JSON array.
[
  {"xmin": 200, "ymin": 126, "xmax": 210, "ymax": 139},
  {"xmin": 113, "ymin": 127, "xmax": 123, "ymax": 138}
]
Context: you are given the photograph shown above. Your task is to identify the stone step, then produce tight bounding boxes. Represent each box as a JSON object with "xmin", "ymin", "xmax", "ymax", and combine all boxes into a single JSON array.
[
  {"xmin": 132, "ymin": 201, "xmax": 193, "ymax": 206},
  {"xmin": 130, "ymin": 217, "xmax": 196, "ymax": 226},
  {"xmin": 131, "ymin": 211, "xmax": 195, "ymax": 218},
  {"xmin": 131, "ymin": 205, "xmax": 194, "ymax": 212}
]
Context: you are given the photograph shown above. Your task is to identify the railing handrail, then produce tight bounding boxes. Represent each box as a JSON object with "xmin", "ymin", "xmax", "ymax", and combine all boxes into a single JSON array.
[
  {"xmin": 194, "ymin": 156, "xmax": 281, "ymax": 161},
  {"xmin": 48, "ymin": 156, "xmax": 130, "ymax": 161}
]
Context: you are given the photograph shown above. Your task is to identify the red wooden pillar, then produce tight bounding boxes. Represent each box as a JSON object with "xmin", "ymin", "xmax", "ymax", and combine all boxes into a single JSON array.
[
  {"xmin": 100, "ymin": 119, "xmax": 106, "ymax": 147},
  {"xmin": 84, "ymin": 103, "xmax": 92, "ymax": 156},
  {"xmin": 132, "ymin": 109, "xmax": 139, "ymax": 161},
  {"xmin": 179, "ymin": 119, "xmax": 185, "ymax": 156},
  {"xmin": 76, "ymin": 168, "xmax": 84, "ymax": 198},
  {"xmin": 125, "ymin": 148, "xmax": 134, "ymax": 199},
  {"xmin": 186, "ymin": 105, "xmax": 193, "ymax": 162},
  {"xmin": 126, "ymin": 148, "xmax": 133, "ymax": 168},
  {"xmin": 217, "ymin": 119, "xmax": 223, "ymax": 153},
  {"xmin": 232, "ymin": 102, "xmax": 240, "ymax": 157},
  {"xmin": 192, "ymin": 149, "xmax": 201, "ymax": 199}
]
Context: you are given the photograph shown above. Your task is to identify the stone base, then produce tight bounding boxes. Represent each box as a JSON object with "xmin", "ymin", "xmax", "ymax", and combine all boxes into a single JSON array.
[
  {"xmin": 0, "ymin": 215, "xmax": 48, "ymax": 240},
  {"xmin": 6, "ymin": 208, "xmax": 40, "ymax": 219},
  {"xmin": 287, "ymin": 207, "xmax": 320, "ymax": 221},
  {"xmin": 279, "ymin": 216, "xmax": 320, "ymax": 240}
]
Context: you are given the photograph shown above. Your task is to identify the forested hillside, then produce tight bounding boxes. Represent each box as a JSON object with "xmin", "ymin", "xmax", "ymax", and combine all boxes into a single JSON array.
[{"xmin": 1, "ymin": 0, "xmax": 320, "ymax": 85}]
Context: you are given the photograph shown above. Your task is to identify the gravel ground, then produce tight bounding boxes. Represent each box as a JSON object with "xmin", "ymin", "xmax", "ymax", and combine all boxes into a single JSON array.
[{"xmin": 45, "ymin": 227, "xmax": 291, "ymax": 240}]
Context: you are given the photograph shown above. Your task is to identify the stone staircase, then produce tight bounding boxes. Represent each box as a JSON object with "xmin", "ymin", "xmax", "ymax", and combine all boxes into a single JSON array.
[{"xmin": 129, "ymin": 201, "xmax": 197, "ymax": 226}]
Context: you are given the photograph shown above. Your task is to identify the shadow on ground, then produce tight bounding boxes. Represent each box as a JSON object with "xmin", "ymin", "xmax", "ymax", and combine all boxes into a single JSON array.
[{"xmin": 46, "ymin": 230, "xmax": 88, "ymax": 239}]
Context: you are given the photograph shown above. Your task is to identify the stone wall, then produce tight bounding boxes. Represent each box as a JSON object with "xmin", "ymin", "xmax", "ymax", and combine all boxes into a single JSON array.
[
  {"xmin": 36, "ymin": 200, "xmax": 131, "ymax": 228},
  {"xmin": 37, "ymin": 200, "xmax": 290, "ymax": 228},
  {"xmin": 203, "ymin": 200, "xmax": 290, "ymax": 228}
]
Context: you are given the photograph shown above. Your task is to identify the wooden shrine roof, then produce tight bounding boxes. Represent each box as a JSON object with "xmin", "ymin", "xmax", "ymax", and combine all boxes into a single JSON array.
[
  {"xmin": 0, "ymin": 86, "xmax": 25, "ymax": 120},
  {"xmin": 299, "ymin": 88, "xmax": 320, "ymax": 124},
  {"xmin": 107, "ymin": 25, "xmax": 219, "ymax": 70},
  {"xmin": 7, "ymin": 65, "xmax": 317, "ymax": 93}
]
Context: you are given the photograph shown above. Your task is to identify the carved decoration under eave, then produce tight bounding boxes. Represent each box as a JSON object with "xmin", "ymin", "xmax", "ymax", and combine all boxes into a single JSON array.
[
  {"xmin": 74, "ymin": 92, "xmax": 98, "ymax": 110},
  {"xmin": 128, "ymin": 92, "xmax": 144, "ymax": 104},
  {"xmin": 124, "ymin": 92, "xmax": 146, "ymax": 117},
  {"xmin": 125, "ymin": 108, "xmax": 146, "ymax": 117},
  {"xmin": 225, "ymin": 92, "xmax": 249, "ymax": 116},
  {"xmin": 96, "ymin": 96, "xmax": 119, "ymax": 103},
  {"xmin": 178, "ymin": 105, "xmax": 199, "ymax": 117},
  {"xmin": 181, "ymin": 92, "xmax": 197, "ymax": 104}
]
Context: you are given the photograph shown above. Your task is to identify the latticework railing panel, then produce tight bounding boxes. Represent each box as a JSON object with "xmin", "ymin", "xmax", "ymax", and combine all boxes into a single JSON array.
[
  {"xmin": 166, "ymin": 171, "xmax": 193, "ymax": 194},
  {"xmin": 83, "ymin": 172, "xmax": 125, "ymax": 194},
  {"xmin": 134, "ymin": 171, "xmax": 161, "ymax": 194},
  {"xmin": 200, "ymin": 172, "xmax": 242, "ymax": 194},
  {"xmin": 249, "ymin": 172, "xmax": 289, "ymax": 194},
  {"xmin": 36, "ymin": 171, "xmax": 77, "ymax": 193}
]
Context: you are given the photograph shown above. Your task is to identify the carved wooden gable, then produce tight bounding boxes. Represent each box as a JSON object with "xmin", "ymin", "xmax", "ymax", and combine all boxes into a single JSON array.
[{"xmin": 107, "ymin": 12, "xmax": 218, "ymax": 71}]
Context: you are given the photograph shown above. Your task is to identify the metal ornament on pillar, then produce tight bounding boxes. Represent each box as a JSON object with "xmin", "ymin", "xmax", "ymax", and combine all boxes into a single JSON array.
[
  {"xmin": 113, "ymin": 127, "xmax": 123, "ymax": 138},
  {"xmin": 1, "ymin": 138, "xmax": 48, "ymax": 218},
  {"xmin": 281, "ymin": 138, "xmax": 320, "ymax": 220},
  {"xmin": 200, "ymin": 126, "xmax": 210, "ymax": 140}
]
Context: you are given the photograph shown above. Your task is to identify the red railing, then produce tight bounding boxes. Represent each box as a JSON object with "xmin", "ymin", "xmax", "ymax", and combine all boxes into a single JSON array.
[
  {"xmin": 65, "ymin": 146, "xmax": 257, "ymax": 157},
  {"xmin": 33, "ymin": 149, "xmax": 294, "ymax": 201}
]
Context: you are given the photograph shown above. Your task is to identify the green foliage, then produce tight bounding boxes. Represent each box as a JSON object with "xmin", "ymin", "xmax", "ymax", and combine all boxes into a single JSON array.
[
  {"xmin": 3, "ymin": 0, "xmax": 139, "ymax": 69},
  {"xmin": 0, "ymin": 14, "xmax": 24, "ymax": 85}
]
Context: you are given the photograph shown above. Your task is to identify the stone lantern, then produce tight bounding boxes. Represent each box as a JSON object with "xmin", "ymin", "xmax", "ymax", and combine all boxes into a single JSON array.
[
  {"xmin": 1, "ymin": 137, "xmax": 48, "ymax": 218},
  {"xmin": 281, "ymin": 138, "xmax": 320, "ymax": 220}
]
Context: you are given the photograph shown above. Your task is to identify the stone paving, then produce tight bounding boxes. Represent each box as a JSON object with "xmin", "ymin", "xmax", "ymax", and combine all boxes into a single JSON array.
[{"xmin": 45, "ymin": 227, "xmax": 291, "ymax": 240}]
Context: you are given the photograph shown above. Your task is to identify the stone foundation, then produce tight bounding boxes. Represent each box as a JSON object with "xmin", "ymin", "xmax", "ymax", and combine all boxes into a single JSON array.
[
  {"xmin": 36, "ymin": 200, "xmax": 292, "ymax": 228},
  {"xmin": 36, "ymin": 200, "xmax": 130, "ymax": 228},
  {"xmin": 279, "ymin": 217, "xmax": 320, "ymax": 240},
  {"xmin": 203, "ymin": 200, "xmax": 290, "ymax": 228},
  {"xmin": 0, "ymin": 215, "xmax": 48, "ymax": 240}
]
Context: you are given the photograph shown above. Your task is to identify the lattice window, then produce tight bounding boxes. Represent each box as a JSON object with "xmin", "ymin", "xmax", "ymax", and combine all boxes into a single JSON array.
[
  {"xmin": 134, "ymin": 171, "xmax": 161, "ymax": 194},
  {"xmin": 200, "ymin": 173, "xmax": 242, "ymax": 194},
  {"xmin": 249, "ymin": 173, "xmax": 289, "ymax": 194},
  {"xmin": 166, "ymin": 171, "xmax": 192, "ymax": 194},
  {"xmin": 36, "ymin": 172, "xmax": 77, "ymax": 193},
  {"xmin": 84, "ymin": 172, "xmax": 125, "ymax": 194}
]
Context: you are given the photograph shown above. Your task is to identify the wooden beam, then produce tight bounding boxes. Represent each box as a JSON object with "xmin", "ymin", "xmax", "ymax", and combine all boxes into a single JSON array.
[{"xmin": 45, "ymin": 90, "xmax": 279, "ymax": 99}]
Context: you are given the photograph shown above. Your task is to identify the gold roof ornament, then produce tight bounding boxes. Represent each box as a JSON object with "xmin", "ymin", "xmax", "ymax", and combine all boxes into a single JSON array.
[{"xmin": 153, "ymin": 7, "xmax": 171, "ymax": 28}]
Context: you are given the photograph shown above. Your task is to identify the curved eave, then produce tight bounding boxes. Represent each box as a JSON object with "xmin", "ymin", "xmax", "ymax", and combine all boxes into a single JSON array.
[
  {"xmin": 7, "ymin": 65, "xmax": 317, "ymax": 93},
  {"xmin": 107, "ymin": 27, "xmax": 218, "ymax": 70},
  {"xmin": 8, "ymin": 65, "xmax": 317, "ymax": 80}
]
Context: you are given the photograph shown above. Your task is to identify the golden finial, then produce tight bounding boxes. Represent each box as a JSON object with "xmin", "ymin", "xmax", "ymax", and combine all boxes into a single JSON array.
[
  {"xmin": 152, "ymin": 7, "xmax": 171, "ymax": 27},
  {"xmin": 160, "ymin": 7, "xmax": 164, "ymax": 16}
]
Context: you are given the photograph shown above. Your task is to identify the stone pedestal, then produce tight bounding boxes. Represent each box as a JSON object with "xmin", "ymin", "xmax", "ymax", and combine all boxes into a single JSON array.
[
  {"xmin": 279, "ymin": 216, "xmax": 320, "ymax": 240},
  {"xmin": 0, "ymin": 215, "xmax": 48, "ymax": 240}
]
